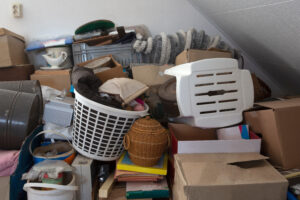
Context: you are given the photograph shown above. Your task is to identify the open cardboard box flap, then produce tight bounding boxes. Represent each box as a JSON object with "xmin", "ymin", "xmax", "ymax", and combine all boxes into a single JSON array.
[
  {"xmin": 77, "ymin": 55, "xmax": 127, "ymax": 83},
  {"xmin": 244, "ymin": 97, "xmax": 300, "ymax": 169},
  {"xmin": 175, "ymin": 49, "xmax": 232, "ymax": 65},
  {"xmin": 255, "ymin": 97, "xmax": 300, "ymax": 110},
  {"xmin": 169, "ymin": 123, "xmax": 216, "ymax": 141}
]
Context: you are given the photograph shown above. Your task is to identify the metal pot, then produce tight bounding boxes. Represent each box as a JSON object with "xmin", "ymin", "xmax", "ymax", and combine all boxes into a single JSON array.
[
  {"xmin": 0, "ymin": 80, "xmax": 43, "ymax": 123},
  {"xmin": 0, "ymin": 89, "xmax": 39, "ymax": 150}
]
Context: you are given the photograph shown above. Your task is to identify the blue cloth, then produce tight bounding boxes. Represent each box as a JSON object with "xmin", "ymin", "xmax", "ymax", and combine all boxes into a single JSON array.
[
  {"xmin": 241, "ymin": 125, "xmax": 250, "ymax": 140},
  {"xmin": 70, "ymin": 85, "xmax": 74, "ymax": 93},
  {"xmin": 287, "ymin": 191, "xmax": 298, "ymax": 200}
]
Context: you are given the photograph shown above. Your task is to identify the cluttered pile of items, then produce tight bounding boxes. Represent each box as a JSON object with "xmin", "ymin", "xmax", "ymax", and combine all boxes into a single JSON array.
[{"xmin": 0, "ymin": 19, "xmax": 299, "ymax": 200}]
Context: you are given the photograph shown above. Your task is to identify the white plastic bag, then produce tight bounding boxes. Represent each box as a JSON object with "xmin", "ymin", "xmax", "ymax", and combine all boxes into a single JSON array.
[
  {"xmin": 22, "ymin": 160, "xmax": 73, "ymax": 181},
  {"xmin": 43, "ymin": 123, "xmax": 72, "ymax": 140}
]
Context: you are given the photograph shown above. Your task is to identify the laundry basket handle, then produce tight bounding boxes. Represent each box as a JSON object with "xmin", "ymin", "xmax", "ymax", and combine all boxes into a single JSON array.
[
  {"xmin": 29, "ymin": 130, "xmax": 73, "ymax": 156},
  {"xmin": 123, "ymin": 134, "xmax": 130, "ymax": 150},
  {"xmin": 23, "ymin": 183, "xmax": 78, "ymax": 191}
]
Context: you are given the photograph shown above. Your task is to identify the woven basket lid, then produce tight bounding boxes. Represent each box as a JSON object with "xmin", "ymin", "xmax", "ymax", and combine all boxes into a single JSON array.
[
  {"xmin": 158, "ymin": 77, "xmax": 176, "ymax": 102},
  {"xmin": 131, "ymin": 116, "xmax": 166, "ymax": 135}
]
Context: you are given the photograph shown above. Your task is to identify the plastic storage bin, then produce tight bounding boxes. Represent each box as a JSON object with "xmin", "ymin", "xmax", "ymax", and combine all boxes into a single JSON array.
[
  {"xmin": 72, "ymin": 42, "xmax": 143, "ymax": 66},
  {"xmin": 72, "ymin": 90, "xmax": 149, "ymax": 161},
  {"xmin": 164, "ymin": 58, "xmax": 254, "ymax": 128}
]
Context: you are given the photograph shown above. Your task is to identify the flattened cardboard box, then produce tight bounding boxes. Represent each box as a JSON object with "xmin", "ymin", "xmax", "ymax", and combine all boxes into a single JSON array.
[
  {"xmin": 173, "ymin": 153, "xmax": 288, "ymax": 200},
  {"xmin": 244, "ymin": 98, "xmax": 300, "ymax": 170},
  {"xmin": 175, "ymin": 49, "xmax": 232, "ymax": 65},
  {"xmin": 0, "ymin": 28, "xmax": 28, "ymax": 67}
]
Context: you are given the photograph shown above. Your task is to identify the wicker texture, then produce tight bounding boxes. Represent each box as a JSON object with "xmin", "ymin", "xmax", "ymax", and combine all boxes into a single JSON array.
[{"xmin": 124, "ymin": 116, "xmax": 169, "ymax": 167}]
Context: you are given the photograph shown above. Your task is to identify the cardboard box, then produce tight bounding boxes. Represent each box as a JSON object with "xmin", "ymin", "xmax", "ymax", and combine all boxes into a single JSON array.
[
  {"xmin": 0, "ymin": 64, "xmax": 34, "ymax": 81},
  {"xmin": 244, "ymin": 98, "xmax": 300, "ymax": 170},
  {"xmin": 0, "ymin": 176, "xmax": 10, "ymax": 200},
  {"xmin": 30, "ymin": 69, "xmax": 71, "ymax": 96},
  {"xmin": 175, "ymin": 49, "xmax": 232, "ymax": 65},
  {"xmin": 173, "ymin": 153, "xmax": 288, "ymax": 200},
  {"xmin": 78, "ymin": 55, "xmax": 126, "ymax": 83},
  {"xmin": 131, "ymin": 64, "xmax": 174, "ymax": 86},
  {"xmin": 0, "ymin": 28, "xmax": 28, "ymax": 67},
  {"xmin": 169, "ymin": 123, "xmax": 261, "ymax": 154}
]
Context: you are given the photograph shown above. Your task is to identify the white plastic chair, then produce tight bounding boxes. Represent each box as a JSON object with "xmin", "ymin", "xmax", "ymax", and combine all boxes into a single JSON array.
[{"xmin": 164, "ymin": 58, "xmax": 254, "ymax": 128}]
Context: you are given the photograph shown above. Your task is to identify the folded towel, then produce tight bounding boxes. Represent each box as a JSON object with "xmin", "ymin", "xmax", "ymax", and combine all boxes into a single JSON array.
[{"xmin": 0, "ymin": 150, "xmax": 20, "ymax": 176}]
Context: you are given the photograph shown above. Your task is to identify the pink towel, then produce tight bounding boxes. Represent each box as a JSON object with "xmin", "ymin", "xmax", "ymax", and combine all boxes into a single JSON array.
[{"xmin": 0, "ymin": 150, "xmax": 20, "ymax": 176}]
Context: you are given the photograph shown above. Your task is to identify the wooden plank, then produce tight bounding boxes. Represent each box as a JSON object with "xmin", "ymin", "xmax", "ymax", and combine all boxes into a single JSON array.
[
  {"xmin": 98, "ymin": 172, "xmax": 115, "ymax": 199},
  {"xmin": 99, "ymin": 182, "xmax": 152, "ymax": 200},
  {"xmin": 72, "ymin": 154, "xmax": 94, "ymax": 200}
]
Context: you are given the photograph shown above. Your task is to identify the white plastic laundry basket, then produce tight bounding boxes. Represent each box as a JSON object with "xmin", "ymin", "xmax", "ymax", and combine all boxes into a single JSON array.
[
  {"xmin": 72, "ymin": 90, "xmax": 149, "ymax": 161},
  {"xmin": 164, "ymin": 58, "xmax": 254, "ymax": 128}
]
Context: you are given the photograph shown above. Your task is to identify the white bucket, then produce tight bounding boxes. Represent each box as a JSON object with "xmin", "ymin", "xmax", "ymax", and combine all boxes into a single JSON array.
[{"xmin": 23, "ymin": 173, "xmax": 78, "ymax": 200}]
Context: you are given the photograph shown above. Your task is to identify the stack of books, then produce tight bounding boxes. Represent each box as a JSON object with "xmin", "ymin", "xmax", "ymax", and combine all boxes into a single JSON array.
[{"xmin": 115, "ymin": 151, "xmax": 169, "ymax": 199}]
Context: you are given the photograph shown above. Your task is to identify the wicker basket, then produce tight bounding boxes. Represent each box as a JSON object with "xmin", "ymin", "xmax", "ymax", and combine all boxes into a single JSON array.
[{"xmin": 123, "ymin": 116, "xmax": 169, "ymax": 167}]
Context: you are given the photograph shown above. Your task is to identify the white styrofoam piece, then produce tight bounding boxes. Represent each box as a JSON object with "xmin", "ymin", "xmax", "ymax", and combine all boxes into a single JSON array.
[
  {"xmin": 72, "ymin": 154, "xmax": 94, "ymax": 200},
  {"xmin": 43, "ymin": 98, "xmax": 74, "ymax": 126},
  {"xmin": 177, "ymin": 139, "xmax": 261, "ymax": 154},
  {"xmin": 49, "ymin": 96, "xmax": 75, "ymax": 106},
  {"xmin": 165, "ymin": 58, "xmax": 254, "ymax": 128},
  {"xmin": 217, "ymin": 125, "xmax": 249, "ymax": 140}
]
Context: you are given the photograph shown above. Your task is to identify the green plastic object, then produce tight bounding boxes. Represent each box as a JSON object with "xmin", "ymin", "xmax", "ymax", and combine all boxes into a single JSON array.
[
  {"xmin": 75, "ymin": 20, "xmax": 115, "ymax": 35},
  {"xmin": 126, "ymin": 190, "xmax": 169, "ymax": 199},
  {"xmin": 42, "ymin": 173, "xmax": 63, "ymax": 185}
]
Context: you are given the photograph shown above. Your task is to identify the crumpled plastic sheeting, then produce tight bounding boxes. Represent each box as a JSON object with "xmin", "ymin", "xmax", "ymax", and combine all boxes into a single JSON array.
[{"xmin": 22, "ymin": 160, "xmax": 73, "ymax": 181}]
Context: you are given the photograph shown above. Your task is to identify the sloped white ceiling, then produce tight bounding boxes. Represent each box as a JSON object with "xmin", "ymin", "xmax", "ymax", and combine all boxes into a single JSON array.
[{"xmin": 189, "ymin": 0, "xmax": 300, "ymax": 96}]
